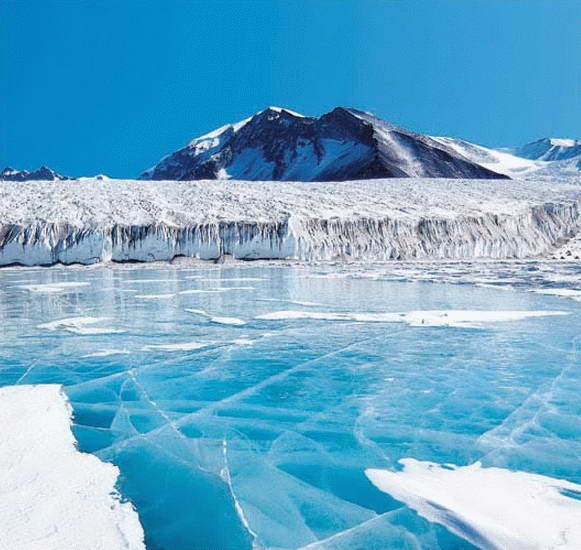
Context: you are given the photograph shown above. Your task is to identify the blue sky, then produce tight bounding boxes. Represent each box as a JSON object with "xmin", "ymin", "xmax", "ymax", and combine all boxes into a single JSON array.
[{"xmin": 1, "ymin": 0, "xmax": 579, "ymax": 177}]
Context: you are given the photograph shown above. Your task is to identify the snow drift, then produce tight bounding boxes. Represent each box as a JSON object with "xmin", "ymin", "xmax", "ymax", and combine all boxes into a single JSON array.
[
  {"xmin": 366, "ymin": 459, "xmax": 581, "ymax": 550},
  {"xmin": 0, "ymin": 384, "xmax": 145, "ymax": 550},
  {"xmin": 0, "ymin": 178, "xmax": 580, "ymax": 266}
]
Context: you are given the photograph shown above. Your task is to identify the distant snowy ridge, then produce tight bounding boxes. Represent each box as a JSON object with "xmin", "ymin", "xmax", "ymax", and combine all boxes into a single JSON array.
[
  {"xmin": 140, "ymin": 106, "xmax": 580, "ymax": 182},
  {"xmin": 0, "ymin": 178, "xmax": 579, "ymax": 266},
  {"xmin": 432, "ymin": 136, "xmax": 581, "ymax": 178},
  {"xmin": 1, "ymin": 165, "xmax": 71, "ymax": 181},
  {"xmin": 141, "ymin": 107, "xmax": 508, "ymax": 181},
  {"xmin": 505, "ymin": 137, "xmax": 581, "ymax": 162},
  {"xmin": 5, "ymin": 111, "xmax": 577, "ymax": 183}
]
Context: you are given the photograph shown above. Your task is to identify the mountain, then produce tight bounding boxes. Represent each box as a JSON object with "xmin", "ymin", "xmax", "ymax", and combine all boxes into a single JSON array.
[
  {"xmin": 506, "ymin": 138, "xmax": 581, "ymax": 162},
  {"xmin": 140, "ymin": 107, "xmax": 508, "ymax": 181},
  {"xmin": 1, "ymin": 166, "xmax": 71, "ymax": 182}
]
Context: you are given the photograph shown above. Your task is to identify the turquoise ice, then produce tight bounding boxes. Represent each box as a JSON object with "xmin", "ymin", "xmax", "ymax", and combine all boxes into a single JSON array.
[{"xmin": 0, "ymin": 262, "xmax": 579, "ymax": 550}]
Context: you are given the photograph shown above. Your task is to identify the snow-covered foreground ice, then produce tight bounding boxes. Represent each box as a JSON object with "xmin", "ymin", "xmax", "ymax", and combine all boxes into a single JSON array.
[
  {"xmin": 0, "ymin": 262, "xmax": 580, "ymax": 549},
  {"xmin": 366, "ymin": 459, "xmax": 581, "ymax": 550},
  {"xmin": 0, "ymin": 385, "xmax": 145, "ymax": 550},
  {"xmin": 0, "ymin": 177, "xmax": 580, "ymax": 265}
]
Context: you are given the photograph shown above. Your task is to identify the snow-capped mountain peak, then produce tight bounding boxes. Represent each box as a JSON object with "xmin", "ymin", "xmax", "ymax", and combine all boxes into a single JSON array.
[
  {"xmin": 0, "ymin": 166, "xmax": 71, "ymax": 181},
  {"xmin": 547, "ymin": 138, "xmax": 577, "ymax": 148},
  {"xmin": 506, "ymin": 137, "xmax": 581, "ymax": 162},
  {"xmin": 141, "ymin": 107, "xmax": 508, "ymax": 181},
  {"xmin": 261, "ymin": 106, "xmax": 305, "ymax": 117}
]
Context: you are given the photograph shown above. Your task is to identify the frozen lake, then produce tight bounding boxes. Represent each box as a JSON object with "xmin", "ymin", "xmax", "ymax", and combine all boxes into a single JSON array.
[{"xmin": 1, "ymin": 261, "xmax": 580, "ymax": 549}]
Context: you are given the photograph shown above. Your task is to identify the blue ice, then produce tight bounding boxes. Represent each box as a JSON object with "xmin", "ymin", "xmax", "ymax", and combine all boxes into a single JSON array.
[{"xmin": 0, "ymin": 262, "xmax": 580, "ymax": 550}]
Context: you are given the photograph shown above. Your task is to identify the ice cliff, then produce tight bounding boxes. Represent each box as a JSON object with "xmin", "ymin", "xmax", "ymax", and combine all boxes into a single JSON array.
[{"xmin": 0, "ymin": 178, "xmax": 580, "ymax": 266}]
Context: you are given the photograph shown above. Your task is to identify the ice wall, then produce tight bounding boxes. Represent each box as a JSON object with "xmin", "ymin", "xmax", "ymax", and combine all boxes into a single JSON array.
[
  {"xmin": 0, "ymin": 202, "xmax": 578, "ymax": 266},
  {"xmin": 0, "ymin": 178, "xmax": 579, "ymax": 266}
]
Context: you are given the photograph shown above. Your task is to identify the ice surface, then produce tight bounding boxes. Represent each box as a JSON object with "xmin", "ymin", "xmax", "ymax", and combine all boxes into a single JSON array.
[
  {"xmin": 256, "ymin": 309, "xmax": 568, "ymax": 328},
  {"xmin": 0, "ymin": 262, "xmax": 580, "ymax": 549},
  {"xmin": 366, "ymin": 459, "xmax": 581, "ymax": 550},
  {"xmin": 0, "ymin": 177, "xmax": 580, "ymax": 265},
  {"xmin": 0, "ymin": 384, "xmax": 145, "ymax": 550},
  {"xmin": 531, "ymin": 288, "xmax": 581, "ymax": 301}
]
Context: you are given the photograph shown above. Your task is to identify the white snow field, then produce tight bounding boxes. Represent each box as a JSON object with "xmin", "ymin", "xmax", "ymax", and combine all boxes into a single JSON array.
[
  {"xmin": 0, "ymin": 177, "xmax": 580, "ymax": 265},
  {"xmin": 0, "ymin": 385, "xmax": 145, "ymax": 550},
  {"xmin": 366, "ymin": 459, "xmax": 581, "ymax": 550}
]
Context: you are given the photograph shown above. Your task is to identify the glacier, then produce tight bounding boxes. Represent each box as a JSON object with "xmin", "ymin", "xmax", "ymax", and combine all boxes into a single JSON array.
[{"xmin": 0, "ymin": 177, "xmax": 580, "ymax": 266}]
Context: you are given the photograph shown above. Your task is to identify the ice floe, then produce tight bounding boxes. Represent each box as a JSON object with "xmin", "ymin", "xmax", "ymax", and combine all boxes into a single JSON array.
[
  {"xmin": 366, "ymin": 459, "xmax": 581, "ymax": 550},
  {"xmin": 0, "ymin": 385, "xmax": 145, "ymax": 550}
]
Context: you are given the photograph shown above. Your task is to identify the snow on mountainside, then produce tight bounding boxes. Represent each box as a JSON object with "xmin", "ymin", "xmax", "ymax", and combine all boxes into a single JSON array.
[
  {"xmin": 430, "ymin": 137, "xmax": 541, "ymax": 178},
  {"xmin": 507, "ymin": 138, "xmax": 581, "ymax": 162},
  {"xmin": 432, "ymin": 136, "xmax": 581, "ymax": 178},
  {"xmin": 0, "ymin": 177, "xmax": 579, "ymax": 266},
  {"xmin": 0, "ymin": 166, "xmax": 71, "ymax": 181},
  {"xmin": 140, "ymin": 107, "xmax": 508, "ymax": 181}
]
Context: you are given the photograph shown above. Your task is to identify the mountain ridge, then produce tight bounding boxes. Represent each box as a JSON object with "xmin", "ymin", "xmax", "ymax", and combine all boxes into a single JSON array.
[
  {"xmin": 140, "ymin": 106, "xmax": 509, "ymax": 181},
  {"xmin": 0, "ymin": 166, "xmax": 71, "ymax": 182},
  {"xmin": 505, "ymin": 137, "xmax": 581, "ymax": 162}
]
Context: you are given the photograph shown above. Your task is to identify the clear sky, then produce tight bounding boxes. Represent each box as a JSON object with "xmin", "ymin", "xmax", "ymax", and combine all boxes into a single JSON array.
[{"xmin": 1, "ymin": 0, "xmax": 579, "ymax": 178}]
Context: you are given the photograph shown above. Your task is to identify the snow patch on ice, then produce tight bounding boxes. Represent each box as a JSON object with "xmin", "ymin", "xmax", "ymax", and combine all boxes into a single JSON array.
[
  {"xmin": 143, "ymin": 341, "xmax": 213, "ymax": 352},
  {"xmin": 0, "ymin": 384, "xmax": 145, "ymax": 550},
  {"xmin": 185, "ymin": 308, "xmax": 246, "ymax": 326},
  {"xmin": 531, "ymin": 288, "xmax": 581, "ymax": 302},
  {"xmin": 179, "ymin": 287, "xmax": 254, "ymax": 295},
  {"xmin": 231, "ymin": 338, "xmax": 255, "ymax": 346},
  {"xmin": 256, "ymin": 309, "xmax": 569, "ymax": 328},
  {"xmin": 81, "ymin": 349, "xmax": 131, "ymax": 358},
  {"xmin": 258, "ymin": 298, "xmax": 323, "ymax": 307},
  {"xmin": 38, "ymin": 316, "xmax": 125, "ymax": 335},
  {"xmin": 18, "ymin": 282, "xmax": 90, "ymax": 293},
  {"xmin": 366, "ymin": 459, "xmax": 581, "ymax": 550},
  {"xmin": 134, "ymin": 293, "xmax": 176, "ymax": 300}
]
